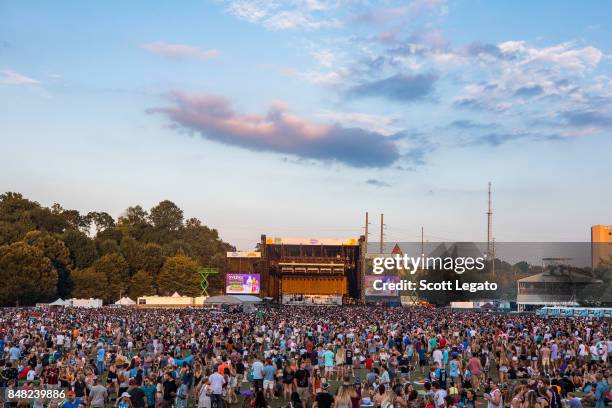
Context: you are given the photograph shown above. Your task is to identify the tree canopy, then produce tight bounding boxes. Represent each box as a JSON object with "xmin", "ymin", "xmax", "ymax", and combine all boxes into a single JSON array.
[{"xmin": 0, "ymin": 192, "xmax": 234, "ymax": 305}]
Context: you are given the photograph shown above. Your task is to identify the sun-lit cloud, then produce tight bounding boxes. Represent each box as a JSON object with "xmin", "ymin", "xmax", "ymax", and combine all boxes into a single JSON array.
[
  {"xmin": 148, "ymin": 91, "xmax": 413, "ymax": 168},
  {"xmin": 140, "ymin": 42, "xmax": 220, "ymax": 60}
]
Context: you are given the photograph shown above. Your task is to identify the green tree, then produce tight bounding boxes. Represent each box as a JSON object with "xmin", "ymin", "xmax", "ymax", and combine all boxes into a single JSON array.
[
  {"xmin": 60, "ymin": 209, "xmax": 91, "ymax": 232},
  {"xmin": 69, "ymin": 254, "xmax": 129, "ymax": 302},
  {"xmin": 157, "ymin": 255, "xmax": 200, "ymax": 296},
  {"xmin": 129, "ymin": 269, "xmax": 156, "ymax": 298},
  {"xmin": 149, "ymin": 200, "xmax": 183, "ymax": 232},
  {"xmin": 0, "ymin": 242, "xmax": 58, "ymax": 305},
  {"xmin": 91, "ymin": 253, "xmax": 130, "ymax": 302},
  {"xmin": 120, "ymin": 236, "xmax": 144, "ymax": 274},
  {"xmin": 141, "ymin": 243, "xmax": 164, "ymax": 275},
  {"xmin": 61, "ymin": 229, "xmax": 97, "ymax": 269},
  {"xmin": 117, "ymin": 205, "xmax": 150, "ymax": 240},
  {"xmin": 23, "ymin": 230, "xmax": 73, "ymax": 298},
  {"xmin": 97, "ymin": 239, "xmax": 121, "ymax": 256},
  {"xmin": 86, "ymin": 211, "xmax": 115, "ymax": 234},
  {"xmin": 71, "ymin": 267, "xmax": 108, "ymax": 300}
]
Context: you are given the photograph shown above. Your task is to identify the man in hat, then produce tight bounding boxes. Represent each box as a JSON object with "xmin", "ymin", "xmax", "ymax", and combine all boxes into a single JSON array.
[
  {"xmin": 313, "ymin": 381, "xmax": 334, "ymax": 408},
  {"xmin": 63, "ymin": 390, "xmax": 83, "ymax": 408}
]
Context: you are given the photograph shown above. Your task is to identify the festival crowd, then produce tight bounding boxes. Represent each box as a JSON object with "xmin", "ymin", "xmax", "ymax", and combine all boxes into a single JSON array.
[{"xmin": 0, "ymin": 306, "xmax": 609, "ymax": 408}]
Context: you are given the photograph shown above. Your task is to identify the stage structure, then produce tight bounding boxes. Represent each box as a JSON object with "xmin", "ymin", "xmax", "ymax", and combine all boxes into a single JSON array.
[{"xmin": 259, "ymin": 235, "xmax": 364, "ymax": 304}]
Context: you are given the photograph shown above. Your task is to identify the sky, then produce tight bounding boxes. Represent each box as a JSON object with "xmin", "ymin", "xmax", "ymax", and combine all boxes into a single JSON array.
[{"xmin": 1, "ymin": 0, "xmax": 611, "ymax": 250}]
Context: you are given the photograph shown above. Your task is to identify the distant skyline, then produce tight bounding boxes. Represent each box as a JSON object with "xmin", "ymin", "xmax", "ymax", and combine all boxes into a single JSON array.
[{"xmin": 1, "ymin": 1, "xmax": 611, "ymax": 250}]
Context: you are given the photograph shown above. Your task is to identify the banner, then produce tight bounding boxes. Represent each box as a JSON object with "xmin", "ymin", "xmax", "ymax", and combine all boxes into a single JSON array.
[
  {"xmin": 225, "ymin": 274, "xmax": 260, "ymax": 294},
  {"xmin": 226, "ymin": 251, "xmax": 261, "ymax": 258}
]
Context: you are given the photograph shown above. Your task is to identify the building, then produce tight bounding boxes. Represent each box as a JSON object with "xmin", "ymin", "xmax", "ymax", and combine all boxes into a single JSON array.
[
  {"xmin": 517, "ymin": 270, "xmax": 602, "ymax": 311},
  {"xmin": 259, "ymin": 235, "xmax": 363, "ymax": 304},
  {"xmin": 591, "ymin": 224, "xmax": 612, "ymax": 268}
]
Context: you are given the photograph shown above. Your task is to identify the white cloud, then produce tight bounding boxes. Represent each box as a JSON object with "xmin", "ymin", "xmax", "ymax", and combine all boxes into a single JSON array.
[
  {"xmin": 224, "ymin": 0, "xmax": 341, "ymax": 30},
  {"xmin": 0, "ymin": 70, "xmax": 39, "ymax": 86}
]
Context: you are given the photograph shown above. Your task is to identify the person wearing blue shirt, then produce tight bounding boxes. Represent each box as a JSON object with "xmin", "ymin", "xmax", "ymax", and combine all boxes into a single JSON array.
[
  {"xmin": 96, "ymin": 347, "xmax": 105, "ymax": 374},
  {"xmin": 594, "ymin": 373, "xmax": 609, "ymax": 408},
  {"xmin": 9, "ymin": 345, "xmax": 21, "ymax": 363},
  {"xmin": 63, "ymin": 391, "xmax": 83, "ymax": 408},
  {"xmin": 323, "ymin": 348, "xmax": 335, "ymax": 379},
  {"xmin": 262, "ymin": 360, "xmax": 276, "ymax": 399}
]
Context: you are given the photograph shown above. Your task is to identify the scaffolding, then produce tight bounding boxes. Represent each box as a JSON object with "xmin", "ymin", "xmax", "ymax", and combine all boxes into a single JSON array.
[{"xmin": 199, "ymin": 267, "xmax": 219, "ymax": 297}]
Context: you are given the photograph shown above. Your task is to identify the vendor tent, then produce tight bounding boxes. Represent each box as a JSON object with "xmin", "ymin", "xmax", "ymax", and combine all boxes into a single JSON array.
[
  {"xmin": 48, "ymin": 298, "xmax": 68, "ymax": 306},
  {"xmin": 115, "ymin": 297, "xmax": 136, "ymax": 306},
  {"xmin": 204, "ymin": 295, "xmax": 243, "ymax": 305}
]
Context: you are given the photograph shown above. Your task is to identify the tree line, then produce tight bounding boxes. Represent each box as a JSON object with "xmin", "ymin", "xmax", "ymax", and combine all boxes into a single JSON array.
[{"xmin": 0, "ymin": 192, "xmax": 233, "ymax": 306}]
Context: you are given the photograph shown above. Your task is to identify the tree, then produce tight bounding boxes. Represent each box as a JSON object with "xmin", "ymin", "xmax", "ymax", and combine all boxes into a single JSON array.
[
  {"xmin": 0, "ymin": 242, "xmax": 58, "ymax": 305},
  {"xmin": 96, "ymin": 227, "xmax": 123, "ymax": 243},
  {"xmin": 71, "ymin": 267, "xmax": 108, "ymax": 300},
  {"xmin": 162, "ymin": 240, "xmax": 192, "ymax": 258},
  {"xmin": 120, "ymin": 236, "xmax": 144, "ymax": 274},
  {"xmin": 70, "ymin": 253, "xmax": 129, "ymax": 302},
  {"xmin": 117, "ymin": 205, "xmax": 150, "ymax": 240},
  {"xmin": 61, "ymin": 209, "xmax": 91, "ymax": 232},
  {"xmin": 91, "ymin": 253, "xmax": 130, "ymax": 302},
  {"xmin": 97, "ymin": 239, "xmax": 121, "ymax": 256},
  {"xmin": 149, "ymin": 200, "xmax": 183, "ymax": 232},
  {"xmin": 86, "ymin": 212, "xmax": 115, "ymax": 234},
  {"xmin": 141, "ymin": 243, "xmax": 164, "ymax": 275},
  {"xmin": 23, "ymin": 230, "xmax": 73, "ymax": 298},
  {"xmin": 157, "ymin": 255, "xmax": 201, "ymax": 296},
  {"xmin": 61, "ymin": 229, "xmax": 97, "ymax": 269},
  {"xmin": 0, "ymin": 221, "xmax": 23, "ymax": 246},
  {"xmin": 129, "ymin": 269, "xmax": 156, "ymax": 298}
]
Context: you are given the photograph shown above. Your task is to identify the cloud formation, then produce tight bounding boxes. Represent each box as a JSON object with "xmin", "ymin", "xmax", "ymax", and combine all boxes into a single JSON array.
[
  {"xmin": 148, "ymin": 91, "xmax": 403, "ymax": 168},
  {"xmin": 366, "ymin": 179, "xmax": 391, "ymax": 187},
  {"xmin": 224, "ymin": 0, "xmax": 340, "ymax": 30},
  {"xmin": 348, "ymin": 73, "xmax": 437, "ymax": 102},
  {"xmin": 0, "ymin": 70, "xmax": 39, "ymax": 85},
  {"xmin": 141, "ymin": 42, "xmax": 220, "ymax": 60}
]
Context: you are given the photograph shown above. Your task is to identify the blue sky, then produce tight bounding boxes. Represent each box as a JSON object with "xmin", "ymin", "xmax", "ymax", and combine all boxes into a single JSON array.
[{"xmin": 1, "ymin": 0, "xmax": 611, "ymax": 249}]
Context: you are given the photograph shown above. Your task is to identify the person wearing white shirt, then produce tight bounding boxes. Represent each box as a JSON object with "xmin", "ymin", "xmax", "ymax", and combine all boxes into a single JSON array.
[
  {"xmin": 208, "ymin": 371, "xmax": 225, "ymax": 408},
  {"xmin": 433, "ymin": 348, "xmax": 443, "ymax": 366}
]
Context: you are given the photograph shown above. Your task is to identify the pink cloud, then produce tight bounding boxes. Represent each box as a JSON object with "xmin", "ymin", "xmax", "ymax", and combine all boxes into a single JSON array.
[
  {"xmin": 140, "ymin": 42, "xmax": 220, "ymax": 60},
  {"xmin": 147, "ymin": 91, "xmax": 401, "ymax": 168}
]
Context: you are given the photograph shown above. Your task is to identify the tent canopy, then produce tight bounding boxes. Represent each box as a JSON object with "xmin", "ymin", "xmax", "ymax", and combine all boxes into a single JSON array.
[
  {"xmin": 115, "ymin": 296, "xmax": 136, "ymax": 305},
  {"xmin": 48, "ymin": 298, "xmax": 68, "ymax": 306},
  {"xmin": 204, "ymin": 295, "xmax": 262, "ymax": 305}
]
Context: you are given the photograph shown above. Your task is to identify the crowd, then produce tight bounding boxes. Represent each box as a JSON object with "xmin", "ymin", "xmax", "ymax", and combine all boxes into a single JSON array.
[{"xmin": 0, "ymin": 306, "xmax": 609, "ymax": 408}]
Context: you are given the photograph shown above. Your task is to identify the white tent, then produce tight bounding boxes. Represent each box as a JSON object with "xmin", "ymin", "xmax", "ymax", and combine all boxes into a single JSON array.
[
  {"xmin": 48, "ymin": 298, "xmax": 68, "ymax": 306},
  {"xmin": 115, "ymin": 296, "xmax": 136, "ymax": 306}
]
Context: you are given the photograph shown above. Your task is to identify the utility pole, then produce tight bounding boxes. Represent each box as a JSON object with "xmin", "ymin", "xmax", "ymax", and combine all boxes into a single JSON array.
[
  {"xmin": 491, "ymin": 237, "xmax": 496, "ymax": 278},
  {"xmin": 421, "ymin": 226, "xmax": 424, "ymax": 257},
  {"xmin": 361, "ymin": 211, "xmax": 371, "ymax": 304},
  {"xmin": 487, "ymin": 182, "xmax": 493, "ymax": 261},
  {"xmin": 380, "ymin": 213, "xmax": 385, "ymax": 253},
  {"xmin": 365, "ymin": 212, "xmax": 369, "ymax": 250}
]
